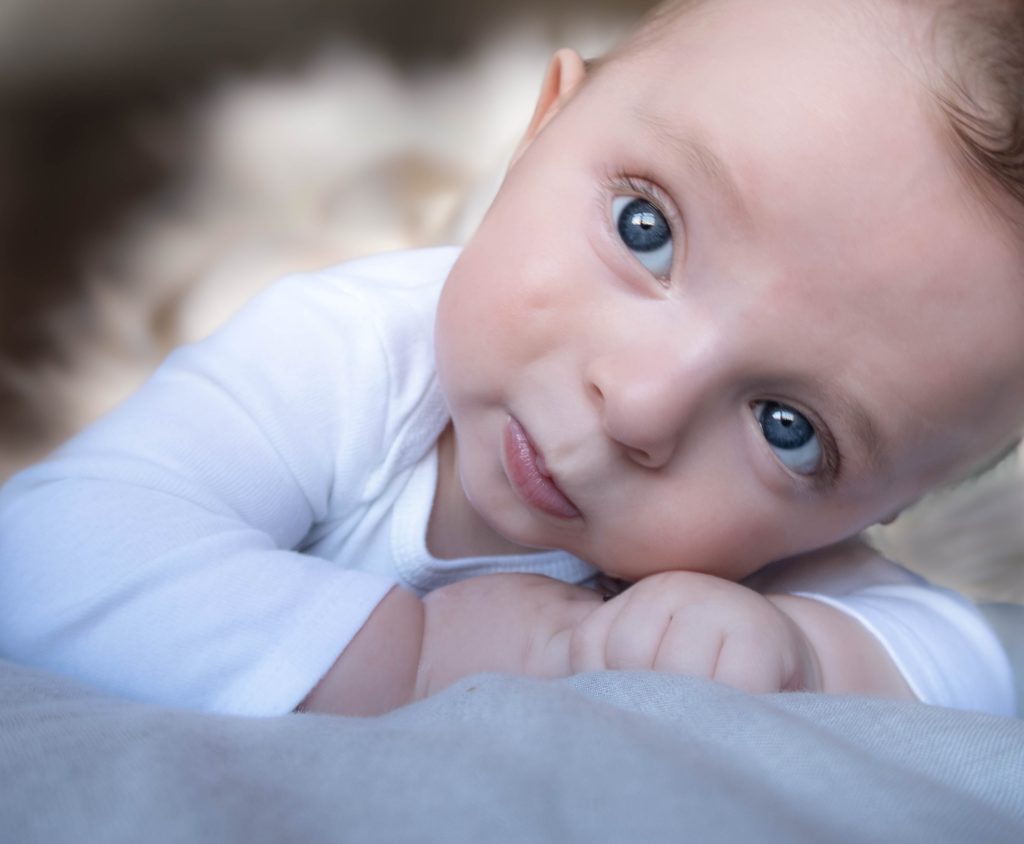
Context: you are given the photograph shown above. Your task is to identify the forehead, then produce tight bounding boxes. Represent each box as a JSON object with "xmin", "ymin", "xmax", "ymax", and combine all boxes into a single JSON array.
[{"xmin": 584, "ymin": 0, "xmax": 1024, "ymax": 479}]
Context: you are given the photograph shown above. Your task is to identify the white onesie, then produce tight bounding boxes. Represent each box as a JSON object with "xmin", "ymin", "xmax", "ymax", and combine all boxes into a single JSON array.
[{"xmin": 0, "ymin": 247, "xmax": 1014, "ymax": 716}]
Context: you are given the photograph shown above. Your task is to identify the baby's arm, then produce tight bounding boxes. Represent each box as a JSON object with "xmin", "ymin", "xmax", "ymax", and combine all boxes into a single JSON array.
[
  {"xmin": 297, "ymin": 586, "xmax": 425, "ymax": 716},
  {"xmin": 765, "ymin": 592, "xmax": 915, "ymax": 697},
  {"xmin": 522, "ymin": 567, "xmax": 914, "ymax": 699},
  {"xmin": 300, "ymin": 563, "xmax": 910, "ymax": 715},
  {"xmin": 337, "ymin": 542, "xmax": 1013, "ymax": 715},
  {"xmin": 564, "ymin": 569, "xmax": 914, "ymax": 697},
  {"xmin": 299, "ymin": 574, "xmax": 602, "ymax": 715},
  {"xmin": 0, "ymin": 264, "xmax": 439, "ymax": 715},
  {"xmin": 746, "ymin": 539, "xmax": 1017, "ymax": 713},
  {"xmin": 558, "ymin": 544, "xmax": 1012, "ymax": 712},
  {"xmin": 559, "ymin": 542, "xmax": 1012, "ymax": 711}
]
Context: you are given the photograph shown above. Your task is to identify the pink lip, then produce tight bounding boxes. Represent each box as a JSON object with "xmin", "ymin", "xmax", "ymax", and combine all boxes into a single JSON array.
[{"xmin": 502, "ymin": 416, "xmax": 581, "ymax": 520}]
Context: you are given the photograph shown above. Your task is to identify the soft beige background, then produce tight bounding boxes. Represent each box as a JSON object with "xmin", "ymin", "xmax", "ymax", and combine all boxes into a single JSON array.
[{"xmin": 1, "ymin": 0, "xmax": 1020, "ymax": 601}]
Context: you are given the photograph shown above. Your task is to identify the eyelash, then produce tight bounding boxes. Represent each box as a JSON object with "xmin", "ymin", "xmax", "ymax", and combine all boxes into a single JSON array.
[
  {"xmin": 813, "ymin": 422, "xmax": 842, "ymax": 487},
  {"xmin": 604, "ymin": 170, "xmax": 684, "ymax": 282}
]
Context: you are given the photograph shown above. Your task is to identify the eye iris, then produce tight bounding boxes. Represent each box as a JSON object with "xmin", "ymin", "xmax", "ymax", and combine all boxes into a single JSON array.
[
  {"xmin": 760, "ymin": 402, "xmax": 813, "ymax": 450},
  {"xmin": 617, "ymin": 198, "xmax": 670, "ymax": 253}
]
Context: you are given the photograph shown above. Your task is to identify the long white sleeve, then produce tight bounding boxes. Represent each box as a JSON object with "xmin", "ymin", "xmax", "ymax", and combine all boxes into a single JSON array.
[
  {"xmin": 794, "ymin": 585, "xmax": 1016, "ymax": 716},
  {"xmin": 0, "ymin": 249, "xmax": 458, "ymax": 716},
  {"xmin": 747, "ymin": 544, "xmax": 1016, "ymax": 716}
]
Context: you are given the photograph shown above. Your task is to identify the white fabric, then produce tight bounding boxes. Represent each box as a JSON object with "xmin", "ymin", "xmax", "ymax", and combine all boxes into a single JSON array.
[
  {"xmin": 794, "ymin": 587, "xmax": 1016, "ymax": 717},
  {"xmin": 0, "ymin": 247, "xmax": 1014, "ymax": 716},
  {"xmin": 750, "ymin": 549, "xmax": 1017, "ymax": 717}
]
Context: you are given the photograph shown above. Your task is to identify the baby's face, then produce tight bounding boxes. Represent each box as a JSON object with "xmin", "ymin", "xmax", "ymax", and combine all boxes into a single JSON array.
[{"xmin": 435, "ymin": 0, "xmax": 1024, "ymax": 580}]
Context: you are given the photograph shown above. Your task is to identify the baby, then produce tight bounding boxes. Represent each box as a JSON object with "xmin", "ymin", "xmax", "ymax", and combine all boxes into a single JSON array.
[{"xmin": 1, "ymin": 0, "xmax": 1022, "ymax": 717}]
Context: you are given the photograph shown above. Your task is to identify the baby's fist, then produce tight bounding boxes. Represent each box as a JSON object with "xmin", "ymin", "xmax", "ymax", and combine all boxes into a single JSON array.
[{"xmin": 567, "ymin": 571, "xmax": 820, "ymax": 694}]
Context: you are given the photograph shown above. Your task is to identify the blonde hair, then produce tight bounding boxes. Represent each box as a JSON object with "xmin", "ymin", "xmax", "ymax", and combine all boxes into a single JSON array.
[{"xmin": 927, "ymin": 1, "xmax": 1024, "ymax": 230}]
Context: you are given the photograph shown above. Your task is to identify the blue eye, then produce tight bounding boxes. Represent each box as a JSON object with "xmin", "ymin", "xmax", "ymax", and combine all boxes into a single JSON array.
[
  {"xmin": 754, "ymin": 401, "xmax": 822, "ymax": 475},
  {"xmin": 612, "ymin": 196, "xmax": 673, "ymax": 277}
]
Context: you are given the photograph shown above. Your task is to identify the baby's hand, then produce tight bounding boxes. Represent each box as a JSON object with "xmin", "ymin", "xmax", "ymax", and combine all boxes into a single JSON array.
[
  {"xmin": 416, "ymin": 573, "xmax": 602, "ymax": 699},
  {"xmin": 562, "ymin": 571, "xmax": 821, "ymax": 694}
]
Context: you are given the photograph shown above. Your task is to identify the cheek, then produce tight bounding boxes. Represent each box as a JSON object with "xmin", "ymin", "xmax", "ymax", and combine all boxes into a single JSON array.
[
  {"xmin": 594, "ymin": 514, "xmax": 775, "ymax": 582},
  {"xmin": 619, "ymin": 507, "xmax": 772, "ymax": 580},
  {"xmin": 587, "ymin": 469, "xmax": 870, "ymax": 582},
  {"xmin": 436, "ymin": 261, "xmax": 504, "ymax": 374},
  {"xmin": 438, "ymin": 247, "xmax": 578, "ymax": 375},
  {"xmin": 579, "ymin": 465, "xmax": 763, "ymax": 580}
]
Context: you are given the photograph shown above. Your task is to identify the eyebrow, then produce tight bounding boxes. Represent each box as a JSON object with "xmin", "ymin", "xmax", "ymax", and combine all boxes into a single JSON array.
[
  {"xmin": 631, "ymin": 104, "xmax": 751, "ymax": 224},
  {"xmin": 807, "ymin": 376, "xmax": 888, "ymax": 477}
]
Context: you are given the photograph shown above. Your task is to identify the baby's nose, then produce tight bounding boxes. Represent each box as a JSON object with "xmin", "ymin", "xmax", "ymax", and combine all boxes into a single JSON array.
[{"xmin": 585, "ymin": 350, "xmax": 703, "ymax": 469}]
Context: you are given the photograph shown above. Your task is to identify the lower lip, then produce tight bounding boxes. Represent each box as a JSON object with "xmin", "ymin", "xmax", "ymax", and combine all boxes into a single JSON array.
[{"xmin": 502, "ymin": 417, "xmax": 582, "ymax": 520}]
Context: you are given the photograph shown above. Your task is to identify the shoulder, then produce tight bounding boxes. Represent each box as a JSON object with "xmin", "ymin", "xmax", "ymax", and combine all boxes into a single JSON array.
[
  {"xmin": 199, "ymin": 247, "xmax": 457, "ymax": 481},
  {"xmin": 303, "ymin": 245, "xmax": 461, "ymax": 320},
  {"xmin": 235, "ymin": 246, "xmax": 459, "ymax": 356},
  {"xmin": 183, "ymin": 246, "xmax": 460, "ymax": 379}
]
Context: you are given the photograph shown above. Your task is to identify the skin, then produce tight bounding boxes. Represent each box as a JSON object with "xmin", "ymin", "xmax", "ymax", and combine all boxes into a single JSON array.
[{"xmin": 300, "ymin": 0, "xmax": 1024, "ymax": 715}]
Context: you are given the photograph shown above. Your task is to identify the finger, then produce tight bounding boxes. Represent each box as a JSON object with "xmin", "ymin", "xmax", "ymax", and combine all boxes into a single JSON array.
[
  {"xmin": 603, "ymin": 590, "xmax": 674, "ymax": 670},
  {"xmin": 712, "ymin": 630, "xmax": 786, "ymax": 694},
  {"xmin": 652, "ymin": 609, "xmax": 725, "ymax": 678},
  {"xmin": 523, "ymin": 584, "xmax": 604, "ymax": 677},
  {"xmin": 539, "ymin": 595, "xmax": 606, "ymax": 675},
  {"xmin": 568, "ymin": 594, "xmax": 628, "ymax": 673},
  {"xmin": 546, "ymin": 582, "xmax": 605, "ymax": 625}
]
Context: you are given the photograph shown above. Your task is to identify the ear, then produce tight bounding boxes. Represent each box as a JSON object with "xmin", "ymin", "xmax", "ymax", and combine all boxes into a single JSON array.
[{"xmin": 509, "ymin": 48, "xmax": 588, "ymax": 167}]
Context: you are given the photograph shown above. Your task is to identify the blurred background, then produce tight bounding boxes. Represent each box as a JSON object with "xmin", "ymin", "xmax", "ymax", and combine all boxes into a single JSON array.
[
  {"xmin": 0, "ymin": 0, "xmax": 652, "ymax": 468},
  {"xmin": 0, "ymin": 0, "xmax": 1020, "ymax": 600}
]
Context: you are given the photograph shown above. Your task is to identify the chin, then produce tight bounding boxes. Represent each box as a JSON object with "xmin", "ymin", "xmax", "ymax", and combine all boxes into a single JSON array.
[
  {"xmin": 489, "ymin": 510, "xmax": 557, "ymax": 551},
  {"xmin": 497, "ymin": 505, "xmax": 583, "ymax": 555}
]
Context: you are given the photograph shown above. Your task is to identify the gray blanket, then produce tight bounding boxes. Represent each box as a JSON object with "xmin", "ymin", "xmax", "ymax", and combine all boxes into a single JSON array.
[{"xmin": 2, "ymin": 658, "xmax": 1022, "ymax": 843}]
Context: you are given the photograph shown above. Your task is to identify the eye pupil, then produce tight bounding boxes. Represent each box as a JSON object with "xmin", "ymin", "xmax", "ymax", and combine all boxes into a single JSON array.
[
  {"xmin": 760, "ymin": 402, "xmax": 813, "ymax": 450},
  {"xmin": 617, "ymin": 198, "xmax": 670, "ymax": 253},
  {"xmin": 754, "ymin": 401, "xmax": 824, "ymax": 476},
  {"xmin": 634, "ymin": 210, "xmax": 657, "ymax": 230}
]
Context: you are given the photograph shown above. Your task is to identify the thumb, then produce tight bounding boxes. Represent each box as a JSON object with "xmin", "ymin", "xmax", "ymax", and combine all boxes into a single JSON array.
[{"xmin": 526, "ymin": 588, "xmax": 603, "ymax": 678}]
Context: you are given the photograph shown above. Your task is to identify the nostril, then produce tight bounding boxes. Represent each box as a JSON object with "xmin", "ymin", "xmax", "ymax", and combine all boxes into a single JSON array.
[{"xmin": 627, "ymin": 446, "xmax": 655, "ymax": 467}]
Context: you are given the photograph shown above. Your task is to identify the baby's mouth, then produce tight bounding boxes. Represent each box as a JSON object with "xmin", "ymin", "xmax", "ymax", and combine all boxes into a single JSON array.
[{"xmin": 502, "ymin": 416, "xmax": 582, "ymax": 520}]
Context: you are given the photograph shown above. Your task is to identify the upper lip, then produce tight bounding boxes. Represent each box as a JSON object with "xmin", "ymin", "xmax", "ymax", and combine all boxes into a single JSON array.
[
  {"xmin": 507, "ymin": 415, "xmax": 582, "ymax": 516},
  {"xmin": 541, "ymin": 457, "xmax": 575, "ymax": 502}
]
